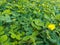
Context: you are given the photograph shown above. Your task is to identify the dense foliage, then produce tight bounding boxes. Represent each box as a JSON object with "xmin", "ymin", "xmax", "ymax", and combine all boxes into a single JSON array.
[{"xmin": 0, "ymin": 0, "xmax": 60, "ymax": 45}]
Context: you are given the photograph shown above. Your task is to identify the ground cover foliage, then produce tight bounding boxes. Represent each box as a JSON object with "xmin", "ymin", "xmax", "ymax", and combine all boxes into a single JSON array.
[{"xmin": 0, "ymin": 0, "xmax": 60, "ymax": 45}]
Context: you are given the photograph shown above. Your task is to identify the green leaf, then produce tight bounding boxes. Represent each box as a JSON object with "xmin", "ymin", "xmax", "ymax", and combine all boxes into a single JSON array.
[
  {"xmin": 11, "ymin": 33, "xmax": 16, "ymax": 39},
  {"xmin": 16, "ymin": 35, "xmax": 21, "ymax": 40},
  {"xmin": 0, "ymin": 31, "xmax": 4, "ymax": 35},
  {"xmin": 55, "ymin": 14, "xmax": 60, "ymax": 21},
  {"xmin": 22, "ymin": 36, "xmax": 30, "ymax": 41},
  {"xmin": 2, "ymin": 9, "xmax": 11, "ymax": 15},
  {"xmin": 0, "ymin": 35, "xmax": 8, "ymax": 42},
  {"xmin": 31, "ymin": 31, "xmax": 38, "ymax": 37},
  {"xmin": 0, "ymin": 21, "xmax": 2, "ymax": 26},
  {"xmin": 0, "ymin": 26, "xmax": 4, "ymax": 32},
  {"xmin": 34, "ymin": 19, "xmax": 44, "ymax": 26},
  {"xmin": 31, "ymin": 22, "xmax": 41, "ymax": 30}
]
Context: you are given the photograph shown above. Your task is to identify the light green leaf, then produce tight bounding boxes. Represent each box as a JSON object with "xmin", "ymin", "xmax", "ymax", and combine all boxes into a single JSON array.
[
  {"xmin": 11, "ymin": 33, "xmax": 16, "ymax": 39},
  {"xmin": 16, "ymin": 35, "xmax": 21, "ymax": 40},
  {"xmin": 0, "ymin": 35, "xmax": 8, "ymax": 42}
]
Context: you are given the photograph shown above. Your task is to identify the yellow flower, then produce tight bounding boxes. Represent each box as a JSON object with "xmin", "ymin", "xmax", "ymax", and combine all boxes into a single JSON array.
[{"xmin": 48, "ymin": 24, "xmax": 55, "ymax": 30}]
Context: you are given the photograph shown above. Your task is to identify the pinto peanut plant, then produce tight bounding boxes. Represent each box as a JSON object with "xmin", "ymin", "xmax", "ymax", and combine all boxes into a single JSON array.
[{"xmin": 0, "ymin": 0, "xmax": 60, "ymax": 45}]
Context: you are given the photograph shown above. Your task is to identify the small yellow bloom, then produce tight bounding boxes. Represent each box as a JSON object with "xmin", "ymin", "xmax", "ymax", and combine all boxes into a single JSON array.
[{"xmin": 48, "ymin": 24, "xmax": 55, "ymax": 30}]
